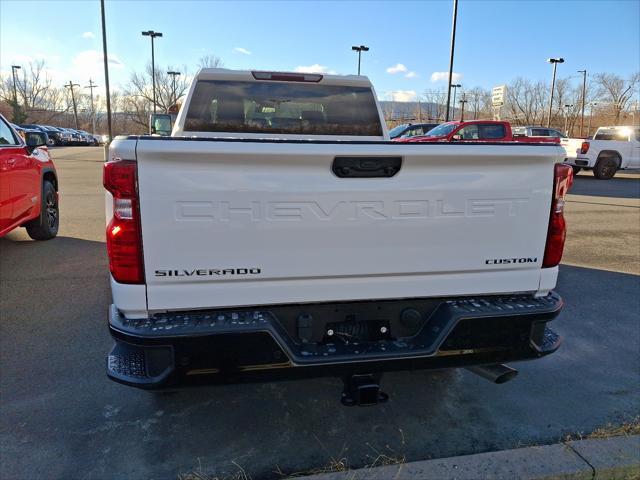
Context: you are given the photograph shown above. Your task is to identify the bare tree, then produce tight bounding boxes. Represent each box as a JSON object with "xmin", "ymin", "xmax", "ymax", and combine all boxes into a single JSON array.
[
  {"xmin": 422, "ymin": 90, "xmax": 448, "ymax": 121},
  {"xmin": 594, "ymin": 72, "xmax": 640, "ymax": 124},
  {"xmin": 197, "ymin": 54, "xmax": 224, "ymax": 69},
  {"xmin": 123, "ymin": 63, "xmax": 192, "ymax": 128},
  {"xmin": 464, "ymin": 87, "xmax": 492, "ymax": 120},
  {"xmin": 0, "ymin": 60, "xmax": 68, "ymax": 124},
  {"xmin": 504, "ymin": 78, "xmax": 547, "ymax": 126}
]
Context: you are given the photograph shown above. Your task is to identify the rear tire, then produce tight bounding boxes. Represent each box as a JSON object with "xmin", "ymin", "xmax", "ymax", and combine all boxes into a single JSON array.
[
  {"xmin": 593, "ymin": 156, "xmax": 619, "ymax": 180},
  {"xmin": 571, "ymin": 166, "xmax": 582, "ymax": 175},
  {"xmin": 25, "ymin": 180, "xmax": 59, "ymax": 240}
]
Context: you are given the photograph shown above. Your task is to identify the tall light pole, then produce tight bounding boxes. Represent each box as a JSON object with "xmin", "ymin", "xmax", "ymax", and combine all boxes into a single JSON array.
[
  {"xmin": 444, "ymin": 0, "xmax": 459, "ymax": 122},
  {"xmin": 450, "ymin": 84, "xmax": 461, "ymax": 120},
  {"xmin": 101, "ymin": 0, "xmax": 112, "ymax": 143},
  {"xmin": 577, "ymin": 69, "xmax": 587, "ymax": 137},
  {"xmin": 142, "ymin": 30, "xmax": 163, "ymax": 114},
  {"xmin": 351, "ymin": 45, "xmax": 369, "ymax": 75},
  {"xmin": 167, "ymin": 71, "xmax": 180, "ymax": 107},
  {"xmin": 546, "ymin": 57, "xmax": 564, "ymax": 127},
  {"xmin": 459, "ymin": 93, "xmax": 468, "ymax": 121},
  {"xmin": 65, "ymin": 81, "xmax": 80, "ymax": 129},
  {"xmin": 85, "ymin": 78, "xmax": 98, "ymax": 135},
  {"xmin": 587, "ymin": 102, "xmax": 597, "ymax": 137},
  {"xmin": 563, "ymin": 104, "xmax": 574, "ymax": 135}
]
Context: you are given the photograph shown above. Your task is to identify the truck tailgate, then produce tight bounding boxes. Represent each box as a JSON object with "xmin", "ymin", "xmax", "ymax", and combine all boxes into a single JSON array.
[{"xmin": 136, "ymin": 139, "xmax": 561, "ymax": 311}]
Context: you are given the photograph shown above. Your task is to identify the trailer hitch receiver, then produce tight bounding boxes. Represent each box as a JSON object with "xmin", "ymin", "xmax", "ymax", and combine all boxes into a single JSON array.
[{"xmin": 341, "ymin": 373, "xmax": 389, "ymax": 406}]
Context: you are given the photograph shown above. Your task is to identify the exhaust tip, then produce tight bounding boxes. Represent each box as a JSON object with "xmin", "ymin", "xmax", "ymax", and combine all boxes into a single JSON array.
[
  {"xmin": 494, "ymin": 369, "xmax": 518, "ymax": 384},
  {"xmin": 466, "ymin": 364, "xmax": 518, "ymax": 384}
]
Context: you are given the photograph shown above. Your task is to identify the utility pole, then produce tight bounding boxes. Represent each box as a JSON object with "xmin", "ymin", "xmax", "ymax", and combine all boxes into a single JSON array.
[
  {"xmin": 563, "ymin": 104, "xmax": 574, "ymax": 135},
  {"xmin": 459, "ymin": 93, "xmax": 468, "ymax": 121},
  {"xmin": 101, "ymin": 0, "xmax": 113, "ymax": 143},
  {"xmin": 444, "ymin": 0, "xmax": 459, "ymax": 121},
  {"xmin": 85, "ymin": 78, "xmax": 98, "ymax": 135},
  {"xmin": 450, "ymin": 84, "xmax": 461, "ymax": 120},
  {"xmin": 578, "ymin": 70, "xmax": 587, "ymax": 137},
  {"xmin": 65, "ymin": 81, "xmax": 80, "ymax": 129},
  {"xmin": 351, "ymin": 45, "xmax": 369, "ymax": 75},
  {"xmin": 546, "ymin": 57, "xmax": 564, "ymax": 127},
  {"xmin": 142, "ymin": 30, "xmax": 163, "ymax": 114},
  {"xmin": 167, "ymin": 71, "xmax": 181, "ymax": 107},
  {"xmin": 587, "ymin": 102, "xmax": 597, "ymax": 137}
]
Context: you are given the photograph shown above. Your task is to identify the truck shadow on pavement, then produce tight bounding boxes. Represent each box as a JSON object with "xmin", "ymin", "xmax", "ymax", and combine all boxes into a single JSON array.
[
  {"xmin": 570, "ymin": 173, "xmax": 640, "ymax": 199},
  {"xmin": 0, "ymin": 234, "xmax": 108, "ymax": 281},
  {"xmin": 1, "ymin": 236, "xmax": 639, "ymax": 480}
]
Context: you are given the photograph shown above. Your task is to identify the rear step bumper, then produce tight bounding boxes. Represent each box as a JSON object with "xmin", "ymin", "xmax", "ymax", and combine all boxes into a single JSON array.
[{"xmin": 107, "ymin": 292, "xmax": 563, "ymax": 388}]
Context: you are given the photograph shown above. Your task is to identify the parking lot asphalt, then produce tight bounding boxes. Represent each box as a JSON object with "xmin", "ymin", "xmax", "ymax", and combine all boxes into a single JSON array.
[{"xmin": 1, "ymin": 147, "xmax": 639, "ymax": 480}]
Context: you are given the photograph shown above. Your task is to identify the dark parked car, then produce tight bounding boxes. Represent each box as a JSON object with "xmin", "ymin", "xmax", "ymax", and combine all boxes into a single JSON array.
[
  {"xmin": 41, "ymin": 126, "xmax": 69, "ymax": 146},
  {"xmin": 12, "ymin": 124, "xmax": 46, "ymax": 143},
  {"xmin": 78, "ymin": 130, "xmax": 98, "ymax": 146},
  {"xmin": 34, "ymin": 125, "xmax": 69, "ymax": 146},
  {"xmin": 18, "ymin": 124, "xmax": 51, "ymax": 145},
  {"xmin": 388, "ymin": 123, "xmax": 439, "ymax": 139},
  {"xmin": 59, "ymin": 128, "xmax": 83, "ymax": 145}
]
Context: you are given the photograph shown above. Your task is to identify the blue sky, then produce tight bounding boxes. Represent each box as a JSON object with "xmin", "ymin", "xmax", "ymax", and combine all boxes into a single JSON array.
[{"xmin": 1, "ymin": 0, "xmax": 638, "ymax": 101}]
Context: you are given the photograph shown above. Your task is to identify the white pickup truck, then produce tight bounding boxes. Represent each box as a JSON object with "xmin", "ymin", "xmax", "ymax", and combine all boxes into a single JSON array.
[
  {"xmin": 567, "ymin": 126, "xmax": 640, "ymax": 179},
  {"xmin": 104, "ymin": 69, "xmax": 572, "ymax": 405}
]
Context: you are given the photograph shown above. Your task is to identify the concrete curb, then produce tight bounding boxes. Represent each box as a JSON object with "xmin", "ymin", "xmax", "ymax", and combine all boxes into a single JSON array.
[{"xmin": 297, "ymin": 435, "xmax": 640, "ymax": 480}]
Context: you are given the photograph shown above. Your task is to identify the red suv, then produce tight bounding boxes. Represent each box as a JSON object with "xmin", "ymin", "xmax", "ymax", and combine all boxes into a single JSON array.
[{"xmin": 0, "ymin": 114, "xmax": 59, "ymax": 240}]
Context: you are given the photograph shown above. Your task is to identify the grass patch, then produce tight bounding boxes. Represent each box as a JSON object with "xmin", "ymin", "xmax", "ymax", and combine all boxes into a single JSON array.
[
  {"xmin": 274, "ymin": 443, "xmax": 406, "ymax": 479},
  {"xmin": 564, "ymin": 416, "xmax": 640, "ymax": 442},
  {"xmin": 179, "ymin": 460, "xmax": 250, "ymax": 480}
]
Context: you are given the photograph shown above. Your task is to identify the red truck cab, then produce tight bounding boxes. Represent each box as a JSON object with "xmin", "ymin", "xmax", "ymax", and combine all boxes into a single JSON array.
[
  {"xmin": 0, "ymin": 114, "xmax": 59, "ymax": 240},
  {"xmin": 393, "ymin": 120, "xmax": 560, "ymax": 143}
]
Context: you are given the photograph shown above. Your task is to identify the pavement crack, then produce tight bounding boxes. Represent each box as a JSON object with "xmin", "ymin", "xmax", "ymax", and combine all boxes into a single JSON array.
[{"xmin": 564, "ymin": 442, "xmax": 596, "ymax": 479}]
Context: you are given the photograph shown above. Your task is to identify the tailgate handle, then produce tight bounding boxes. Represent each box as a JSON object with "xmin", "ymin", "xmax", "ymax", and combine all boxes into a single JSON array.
[{"xmin": 332, "ymin": 156, "xmax": 402, "ymax": 178}]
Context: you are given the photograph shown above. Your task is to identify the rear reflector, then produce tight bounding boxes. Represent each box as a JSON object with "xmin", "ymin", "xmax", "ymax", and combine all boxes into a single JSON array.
[
  {"xmin": 103, "ymin": 159, "xmax": 144, "ymax": 284},
  {"xmin": 251, "ymin": 71, "xmax": 323, "ymax": 82},
  {"xmin": 543, "ymin": 163, "xmax": 573, "ymax": 268}
]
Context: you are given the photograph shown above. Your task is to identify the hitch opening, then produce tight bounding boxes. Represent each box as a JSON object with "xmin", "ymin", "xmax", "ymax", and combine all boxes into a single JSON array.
[{"xmin": 341, "ymin": 373, "xmax": 389, "ymax": 406}]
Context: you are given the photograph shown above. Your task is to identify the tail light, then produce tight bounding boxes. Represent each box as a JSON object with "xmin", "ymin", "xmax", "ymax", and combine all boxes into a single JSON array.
[
  {"xmin": 103, "ymin": 159, "xmax": 144, "ymax": 284},
  {"xmin": 580, "ymin": 141, "xmax": 590, "ymax": 154},
  {"xmin": 543, "ymin": 163, "xmax": 573, "ymax": 268}
]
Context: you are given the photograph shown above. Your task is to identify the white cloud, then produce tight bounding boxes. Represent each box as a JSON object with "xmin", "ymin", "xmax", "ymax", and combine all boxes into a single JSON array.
[
  {"xmin": 431, "ymin": 71, "xmax": 462, "ymax": 83},
  {"xmin": 233, "ymin": 47, "xmax": 251, "ymax": 55},
  {"xmin": 384, "ymin": 90, "xmax": 418, "ymax": 102},
  {"xmin": 405, "ymin": 71, "xmax": 418, "ymax": 78},
  {"xmin": 294, "ymin": 64, "xmax": 336, "ymax": 74},
  {"xmin": 386, "ymin": 63, "xmax": 408, "ymax": 74},
  {"xmin": 68, "ymin": 50, "xmax": 123, "ymax": 81},
  {"xmin": 81, "ymin": 31, "xmax": 95, "ymax": 39},
  {"xmin": 74, "ymin": 50, "xmax": 123, "ymax": 68}
]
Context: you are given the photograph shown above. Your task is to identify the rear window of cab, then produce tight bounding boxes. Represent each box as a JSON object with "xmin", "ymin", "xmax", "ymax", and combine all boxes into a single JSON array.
[
  {"xmin": 184, "ymin": 80, "xmax": 383, "ymax": 136},
  {"xmin": 594, "ymin": 129, "xmax": 630, "ymax": 141}
]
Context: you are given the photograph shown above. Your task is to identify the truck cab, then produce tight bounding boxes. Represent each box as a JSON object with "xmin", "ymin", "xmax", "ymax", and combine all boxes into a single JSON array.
[{"xmin": 569, "ymin": 126, "xmax": 640, "ymax": 179}]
